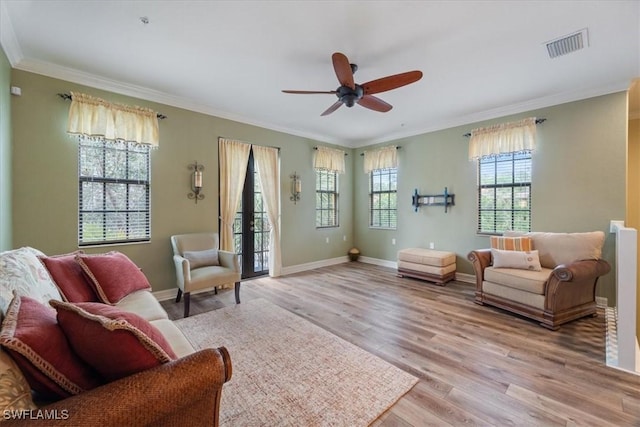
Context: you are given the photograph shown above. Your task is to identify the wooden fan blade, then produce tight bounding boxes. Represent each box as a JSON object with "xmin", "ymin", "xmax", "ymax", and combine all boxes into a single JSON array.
[
  {"xmin": 321, "ymin": 101, "xmax": 343, "ymax": 116},
  {"xmin": 332, "ymin": 52, "xmax": 355, "ymax": 89},
  {"xmin": 282, "ymin": 90, "xmax": 337, "ymax": 94},
  {"xmin": 358, "ymin": 95, "xmax": 392, "ymax": 113},
  {"xmin": 362, "ymin": 70, "xmax": 423, "ymax": 95}
]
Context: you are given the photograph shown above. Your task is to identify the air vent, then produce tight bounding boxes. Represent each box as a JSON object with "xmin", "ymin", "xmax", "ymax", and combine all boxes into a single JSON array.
[{"xmin": 545, "ymin": 28, "xmax": 589, "ymax": 58}]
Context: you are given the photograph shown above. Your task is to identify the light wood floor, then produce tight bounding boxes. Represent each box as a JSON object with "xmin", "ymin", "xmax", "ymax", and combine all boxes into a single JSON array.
[{"xmin": 161, "ymin": 262, "xmax": 640, "ymax": 426}]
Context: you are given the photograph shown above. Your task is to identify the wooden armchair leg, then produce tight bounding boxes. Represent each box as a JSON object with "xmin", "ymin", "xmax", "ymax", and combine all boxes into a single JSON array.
[
  {"xmin": 234, "ymin": 282, "xmax": 241, "ymax": 304},
  {"xmin": 175, "ymin": 288, "xmax": 183, "ymax": 303},
  {"xmin": 184, "ymin": 292, "xmax": 191, "ymax": 318}
]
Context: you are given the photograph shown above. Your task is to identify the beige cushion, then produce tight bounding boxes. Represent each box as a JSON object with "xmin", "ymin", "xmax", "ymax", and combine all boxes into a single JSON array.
[
  {"xmin": 397, "ymin": 260, "xmax": 456, "ymax": 276},
  {"xmin": 115, "ymin": 290, "xmax": 168, "ymax": 322},
  {"xmin": 484, "ymin": 266, "xmax": 552, "ymax": 294},
  {"xmin": 397, "ymin": 248, "xmax": 456, "ymax": 266},
  {"xmin": 504, "ymin": 231, "xmax": 605, "ymax": 268},
  {"xmin": 183, "ymin": 249, "xmax": 219, "ymax": 269},
  {"xmin": 150, "ymin": 319, "xmax": 194, "ymax": 358},
  {"xmin": 491, "ymin": 248, "xmax": 541, "ymax": 271},
  {"xmin": 0, "ymin": 348, "xmax": 37, "ymax": 413},
  {"xmin": 483, "ymin": 281, "xmax": 546, "ymax": 309}
]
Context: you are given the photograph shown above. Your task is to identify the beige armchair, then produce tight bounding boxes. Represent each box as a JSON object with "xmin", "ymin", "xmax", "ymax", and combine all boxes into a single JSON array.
[{"xmin": 171, "ymin": 233, "xmax": 241, "ymax": 317}]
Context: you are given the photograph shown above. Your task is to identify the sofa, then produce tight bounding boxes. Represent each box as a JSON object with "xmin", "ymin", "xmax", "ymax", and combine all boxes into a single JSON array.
[
  {"xmin": 468, "ymin": 231, "xmax": 611, "ymax": 330},
  {"xmin": 0, "ymin": 247, "xmax": 232, "ymax": 426}
]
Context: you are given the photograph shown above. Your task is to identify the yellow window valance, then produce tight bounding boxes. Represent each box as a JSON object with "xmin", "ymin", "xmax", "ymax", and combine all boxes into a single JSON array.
[
  {"xmin": 66, "ymin": 92, "xmax": 160, "ymax": 147},
  {"xmin": 468, "ymin": 117, "xmax": 536, "ymax": 160},
  {"xmin": 313, "ymin": 146, "xmax": 345, "ymax": 174},
  {"xmin": 363, "ymin": 145, "xmax": 398, "ymax": 173}
]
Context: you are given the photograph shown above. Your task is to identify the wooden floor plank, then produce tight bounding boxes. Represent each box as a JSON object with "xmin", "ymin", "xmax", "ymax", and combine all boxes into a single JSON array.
[{"xmin": 161, "ymin": 262, "xmax": 640, "ymax": 426}]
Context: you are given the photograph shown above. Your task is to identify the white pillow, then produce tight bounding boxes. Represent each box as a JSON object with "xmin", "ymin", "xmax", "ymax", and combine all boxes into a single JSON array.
[
  {"xmin": 491, "ymin": 248, "xmax": 542, "ymax": 271},
  {"xmin": 503, "ymin": 231, "xmax": 604, "ymax": 268},
  {"xmin": 182, "ymin": 249, "xmax": 219, "ymax": 269}
]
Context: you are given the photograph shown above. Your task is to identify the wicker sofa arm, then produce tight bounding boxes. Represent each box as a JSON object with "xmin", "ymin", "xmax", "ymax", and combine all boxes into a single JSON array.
[
  {"xmin": 6, "ymin": 347, "xmax": 232, "ymax": 427},
  {"xmin": 546, "ymin": 259, "xmax": 611, "ymax": 312}
]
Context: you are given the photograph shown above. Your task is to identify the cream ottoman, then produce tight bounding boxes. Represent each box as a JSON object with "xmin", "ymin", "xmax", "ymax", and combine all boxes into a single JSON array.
[{"xmin": 397, "ymin": 248, "xmax": 456, "ymax": 285}]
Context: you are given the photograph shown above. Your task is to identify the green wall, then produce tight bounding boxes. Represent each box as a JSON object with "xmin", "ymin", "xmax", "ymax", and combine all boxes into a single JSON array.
[
  {"xmin": 354, "ymin": 93, "xmax": 627, "ymax": 304},
  {"xmin": 0, "ymin": 49, "xmax": 11, "ymax": 251},
  {"xmin": 8, "ymin": 68, "xmax": 627, "ymax": 303},
  {"xmin": 9, "ymin": 70, "xmax": 354, "ymax": 292}
]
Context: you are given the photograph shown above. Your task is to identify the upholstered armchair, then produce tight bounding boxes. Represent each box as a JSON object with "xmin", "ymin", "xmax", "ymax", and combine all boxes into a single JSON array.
[
  {"xmin": 468, "ymin": 231, "xmax": 611, "ymax": 330},
  {"xmin": 171, "ymin": 233, "xmax": 241, "ymax": 317}
]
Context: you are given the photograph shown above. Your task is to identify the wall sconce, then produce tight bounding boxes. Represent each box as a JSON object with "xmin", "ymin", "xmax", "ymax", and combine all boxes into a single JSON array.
[
  {"xmin": 290, "ymin": 172, "xmax": 301, "ymax": 204},
  {"xmin": 187, "ymin": 162, "xmax": 204, "ymax": 203}
]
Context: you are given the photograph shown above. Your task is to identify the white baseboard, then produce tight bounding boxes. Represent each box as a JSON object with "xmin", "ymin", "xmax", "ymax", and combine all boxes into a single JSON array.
[
  {"xmin": 358, "ymin": 256, "xmax": 397, "ymax": 269},
  {"xmin": 454, "ymin": 272, "xmax": 475, "ymax": 284},
  {"xmin": 151, "ymin": 259, "xmax": 475, "ymax": 300},
  {"xmin": 280, "ymin": 256, "xmax": 350, "ymax": 275},
  {"xmin": 152, "ymin": 286, "xmax": 227, "ymax": 302},
  {"xmin": 153, "ymin": 288, "xmax": 176, "ymax": 301}
]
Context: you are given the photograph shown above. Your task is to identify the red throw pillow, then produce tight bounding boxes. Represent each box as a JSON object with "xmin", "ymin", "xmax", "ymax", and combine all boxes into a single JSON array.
[
  {"xmin": 75, "ymin": 252, "xmax": 152, "ymax": 304},
  {"xmin": 0, "ymin": 295, "xmax": 102, "ymax": 400},
  {"xmin": 39, "ymin": 252, "xmax": 99, "ymax": 302},
  {"xmin": 50, "ymin": 301, "xmax": 177, "ymax": 382}
]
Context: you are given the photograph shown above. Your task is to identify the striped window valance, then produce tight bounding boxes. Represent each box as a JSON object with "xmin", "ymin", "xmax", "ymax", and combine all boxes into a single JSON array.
[
  {"xmin": 363, "ymin": 145, "xmax": 398, "ymax": 173},
  {"xmin": 468, "ymin": 117, "xmax": 536, "ymax": 160},
  {"xmin": 313, "ymin": 146, "xmax": 345, "ymax": 174},
  {"xmin": 67, "ymin": 92, "xmax": 160, "ymax": 147}
]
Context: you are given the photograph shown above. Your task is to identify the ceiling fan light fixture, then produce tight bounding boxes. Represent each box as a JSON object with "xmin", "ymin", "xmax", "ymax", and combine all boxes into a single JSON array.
[{"xmin": 282, "ymin": 52, "xmax": 422, "ymax": 116}]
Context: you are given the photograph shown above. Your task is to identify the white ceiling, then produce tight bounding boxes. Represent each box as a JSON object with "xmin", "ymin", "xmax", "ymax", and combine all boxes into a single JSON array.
[{"xmin": 1, "ymin": 1, "xmax": 638, "ymax": 147}]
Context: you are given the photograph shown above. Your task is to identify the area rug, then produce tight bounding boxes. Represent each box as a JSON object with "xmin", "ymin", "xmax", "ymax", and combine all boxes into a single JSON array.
[{"xmin": 175, "ymin": 298, "xmax": 418, "ymax": 426}]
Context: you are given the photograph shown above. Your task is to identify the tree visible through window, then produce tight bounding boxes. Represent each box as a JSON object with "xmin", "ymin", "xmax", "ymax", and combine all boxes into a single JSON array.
[
  {"xmin": 370, "ymin": 168, "xmax": 397, "ymax": 229},
  {"xmin": 477, "ymin": 152, "xmax": 531, "ymax": 234},
  {"xmin": 315, "ymin": 169, "xmax": 338, "ymax": 228},
  {"xmin": 78, "ymin": 139, "xmax": 150, "ymax": 245}
]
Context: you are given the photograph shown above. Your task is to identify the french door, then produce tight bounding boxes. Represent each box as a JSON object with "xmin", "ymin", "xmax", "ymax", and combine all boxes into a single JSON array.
[{"xmin": 232, "ymin": 150, "xmax": 270, "ymax": 278}]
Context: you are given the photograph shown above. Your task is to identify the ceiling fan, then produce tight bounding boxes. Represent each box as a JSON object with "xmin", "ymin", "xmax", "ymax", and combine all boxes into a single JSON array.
[{"xmin": 282, "ymin": 52, "xmax": 423, "ymax": 116}]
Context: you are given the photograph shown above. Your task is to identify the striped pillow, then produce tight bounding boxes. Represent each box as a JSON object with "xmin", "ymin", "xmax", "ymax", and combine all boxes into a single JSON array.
[{"xmin": 490, "ymin": 236, "xmax": 532, "ymax": 252}]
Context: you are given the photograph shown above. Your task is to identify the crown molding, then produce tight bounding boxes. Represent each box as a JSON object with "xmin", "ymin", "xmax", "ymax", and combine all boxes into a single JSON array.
[
  {"xmin": 0, "ymin": 2, "xmax": 23, "ymax": 66},
  {"xmin": 351, "ymin": 80, "xmax": 632, "ymax": 148},
  {"xmin": 10, "ymin": 56, "xmax": 632, "ymax": 150},
  {"xmin": 12, "ymin": 58, "xmax": 342, "ymax": 145}
]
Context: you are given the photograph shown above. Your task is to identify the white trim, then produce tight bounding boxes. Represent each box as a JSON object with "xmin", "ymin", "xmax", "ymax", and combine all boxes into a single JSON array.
[
  {"xmin": 280, "ymin": 256, "xmax": 350, "ymax": 276},
  {"xmin": 0, "ymin": 2, "xmax": 22, "ymax": 66},
  {"xmin": 350, "ymin": 81, "xmax": 631, "ymax": 148},
  {"xmin": 454, "ymin": 272, "xmax": 475, "ymax": 284},
  {"xmin": 3, "ymin": 55, "xmax": 630, "ymax": 148},
  {"xmin": 358, "ymin": 256, "xmax": 397, "ymax": 269},
  {"xmin": 153, "ymin": 288, "xmax": 176, "ymax": 302},
  {"xmin": 152, "ymin": 286, "xmax": 229, "ymax": 302}
]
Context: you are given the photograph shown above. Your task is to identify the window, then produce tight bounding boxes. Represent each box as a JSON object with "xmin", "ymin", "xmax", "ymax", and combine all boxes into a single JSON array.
[
  {"xmin": 315, "ymin": 169, "xmax": 338, "ymax": 228},
  {"xmin": 78, "ymin": 138, "xmax": 151, "ymax": 246},
  {"xmin": 370, "ymin": 168, "xmax": 397, "ymax": 229},
  {"xmin": 477, "ymin": 152, "xmax": 531, "ymax": 234}
]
